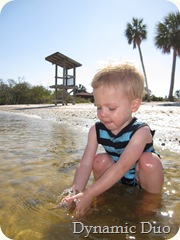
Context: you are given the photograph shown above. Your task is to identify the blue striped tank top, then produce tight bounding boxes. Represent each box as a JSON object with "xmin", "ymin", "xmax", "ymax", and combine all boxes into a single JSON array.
[{"xmin": 95, "ymin": 117, "xmax": 156, "ymax": 186}]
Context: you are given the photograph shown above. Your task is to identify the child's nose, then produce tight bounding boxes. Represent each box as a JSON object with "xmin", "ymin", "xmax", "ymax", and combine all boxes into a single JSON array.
[{"xmin": 99, "ymin": 108, "xmax": 107, "ymax": 118}]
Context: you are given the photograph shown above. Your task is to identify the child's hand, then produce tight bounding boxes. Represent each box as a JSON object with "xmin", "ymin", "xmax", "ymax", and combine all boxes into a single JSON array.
[
  {"xmin": 65, "ymin": 191, "xmax": 93, "ymax": 216},
  {"xmin": 58, "ymin": 197, "xmax": 73, "ymax": 208},
  {"xmin": 57, "ymin": 188, "xmax": 78, "ymax": 209}
]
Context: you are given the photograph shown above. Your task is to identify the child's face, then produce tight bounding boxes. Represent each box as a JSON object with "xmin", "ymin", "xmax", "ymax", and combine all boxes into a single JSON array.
[{"xmin": 93, "ymin": 85, "xmax": 135, "ymax": 135}]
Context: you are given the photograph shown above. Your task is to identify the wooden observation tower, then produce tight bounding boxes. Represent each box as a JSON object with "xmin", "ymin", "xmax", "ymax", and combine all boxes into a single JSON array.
[{"xmin": 45, "ymin": 52, "xmax": 82, "ymax": 105}]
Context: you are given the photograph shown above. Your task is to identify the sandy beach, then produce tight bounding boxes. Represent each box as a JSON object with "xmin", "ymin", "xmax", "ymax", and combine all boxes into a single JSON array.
[{"xmin": 0, "ymin": 102, "xmax": 180, "ymax": 154}]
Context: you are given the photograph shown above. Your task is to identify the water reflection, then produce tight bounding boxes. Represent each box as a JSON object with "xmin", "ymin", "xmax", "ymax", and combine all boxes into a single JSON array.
[{"xmin": 0, "ymin": 112, "xmax": 179, "ymax": 240}]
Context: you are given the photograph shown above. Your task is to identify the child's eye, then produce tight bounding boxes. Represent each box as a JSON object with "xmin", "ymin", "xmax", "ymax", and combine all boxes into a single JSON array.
[{"xmin": 109, "ymin": 108, "xmax": 116, "ymax": 111}]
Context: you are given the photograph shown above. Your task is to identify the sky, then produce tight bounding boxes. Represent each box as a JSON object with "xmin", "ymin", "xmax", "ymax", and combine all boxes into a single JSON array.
[{"xmin": 0, "ymin": 0, "xmax": 179, "ymax": 98}]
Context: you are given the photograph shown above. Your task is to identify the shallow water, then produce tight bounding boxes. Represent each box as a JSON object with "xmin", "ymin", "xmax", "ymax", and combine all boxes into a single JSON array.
[{"xmin": 0, "ymin": 112, "xmax": 179, "ymax": 240}]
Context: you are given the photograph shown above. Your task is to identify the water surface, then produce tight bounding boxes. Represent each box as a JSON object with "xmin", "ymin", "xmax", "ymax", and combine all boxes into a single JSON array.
[{"xmin": 0, "ymin": 112, "xmax": 179, "ymax": 240}]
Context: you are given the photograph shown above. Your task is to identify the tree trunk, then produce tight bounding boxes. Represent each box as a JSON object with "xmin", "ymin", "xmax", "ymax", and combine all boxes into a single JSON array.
[
  {"xmin": 168, "ymin": 49, "xmax": 176, "ymax": 102},
  {"xmin": 137, "ymin": 44, "xmax": 150, "ymax": 101}
]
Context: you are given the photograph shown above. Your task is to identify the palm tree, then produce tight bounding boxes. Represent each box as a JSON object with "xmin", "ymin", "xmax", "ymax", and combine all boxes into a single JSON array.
[
  {"xmin": 76, "ymin": 84, "xmax": 87, "ymax": 93},
  {"xmin": 154, "ymin": 12, "xmax": 180, "ymax": 101},
  {"xmin": 125, "ymin": 18, "xmax": 150, "ymax": 101}
]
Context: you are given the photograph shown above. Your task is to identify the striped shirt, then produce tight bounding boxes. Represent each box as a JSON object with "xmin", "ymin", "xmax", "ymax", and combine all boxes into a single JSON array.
[{"xmin": 95, "ymin": 117, "xmax": 156, "ymax": 186}]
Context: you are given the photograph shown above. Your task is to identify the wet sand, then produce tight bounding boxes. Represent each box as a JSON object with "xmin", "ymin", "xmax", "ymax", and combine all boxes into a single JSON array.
[{"xmin": 0, "ymin": 102, "xmax": 180, "ymax": 154}]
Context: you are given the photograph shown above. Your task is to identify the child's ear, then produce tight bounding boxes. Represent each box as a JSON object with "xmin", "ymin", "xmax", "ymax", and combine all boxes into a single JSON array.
[{"xmin": 131, "ymin": 98, "xmax": 141, "ymax": 112}]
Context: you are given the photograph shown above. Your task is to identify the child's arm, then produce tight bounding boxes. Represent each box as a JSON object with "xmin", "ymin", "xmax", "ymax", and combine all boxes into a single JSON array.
[
  {"xmin": 71, "ymin": 125, "xmax": 98, "ymax": 192},
  {"xmin": 67, "ymin": 126, "xmax": 152, "ymax": 214},
  {"xmin": 60, "ymin": 125, "xmax": 98, "ymax": 206}
]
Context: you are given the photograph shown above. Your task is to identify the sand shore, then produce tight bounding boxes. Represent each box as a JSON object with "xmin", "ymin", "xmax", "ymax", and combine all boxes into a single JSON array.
[{"xmin": 0, "ymin": 102, "xmax": 180, "ymax": 154}]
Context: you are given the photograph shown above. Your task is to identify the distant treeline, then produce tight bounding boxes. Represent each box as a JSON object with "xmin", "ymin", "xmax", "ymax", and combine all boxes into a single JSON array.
[
  {"xmin": 0, "ymin": 79, "xmax": 53, "ymax": 105},
  {"xmin": 0, "ymin": 79, "xmax": 179, "ymax": 105},
  {"xmin": 0, "ymin": 80, "xmax": 91, "ymax": 105}
]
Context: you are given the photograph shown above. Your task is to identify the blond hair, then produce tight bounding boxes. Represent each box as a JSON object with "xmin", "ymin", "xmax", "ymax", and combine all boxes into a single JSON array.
[{"xmin": 91, "ymin": 63, "xmax": 144, "ymax": 100}]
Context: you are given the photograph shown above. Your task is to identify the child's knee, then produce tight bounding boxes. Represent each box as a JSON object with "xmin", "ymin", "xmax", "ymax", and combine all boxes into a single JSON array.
[
  {"xmin": 138, "ymin": 152, "xmax": 163, "ymax": 173},
  {"xmin": 93, "ymin": 153, "xmax": 114, "ymax": 173},
  {"xmin": 137, "ymin": 152, "xmax": 164, "ymax": 193}
]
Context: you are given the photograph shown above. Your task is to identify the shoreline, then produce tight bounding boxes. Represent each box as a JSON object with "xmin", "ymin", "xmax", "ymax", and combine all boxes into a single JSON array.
[{"xmin": 0, "ymin": 102, "xmax": 180, "ymax": 155}]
